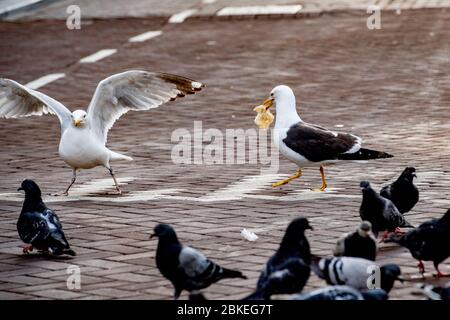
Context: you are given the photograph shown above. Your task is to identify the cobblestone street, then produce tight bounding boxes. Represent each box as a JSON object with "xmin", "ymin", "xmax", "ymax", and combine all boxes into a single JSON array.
[{"xmin": 0, "ymin": 2, "xmax": 450, "ymax": 300}]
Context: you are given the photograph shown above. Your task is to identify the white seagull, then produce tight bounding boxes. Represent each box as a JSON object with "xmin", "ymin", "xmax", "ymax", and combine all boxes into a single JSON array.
[
  {"xmin": 0, "ymin": 71, "xmax": 204, "ymax": 195},
  {"xmin": 255, "ymin": 85, "xmax": 393, "ymax": 191}
]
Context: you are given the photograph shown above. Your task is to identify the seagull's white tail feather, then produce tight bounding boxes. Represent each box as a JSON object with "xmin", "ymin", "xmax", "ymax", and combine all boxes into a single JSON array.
[{"xmin": 110, "ymin": 151, "xmax": 133, "ymax": 161}]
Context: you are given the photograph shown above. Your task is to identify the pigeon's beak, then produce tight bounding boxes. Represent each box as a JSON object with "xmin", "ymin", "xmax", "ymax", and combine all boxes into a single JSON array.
[
  {"xmin": 262, "ymin": 98, "xmax": 274, "ymax": 111},
  {"xmin": 413, "ymin": 174, "xmax": 417, "ymax": 178},
  {"xmin": 397, "ymin": 276, "xmax": 405, "ymax": 283},
  {"xmin": 149, "ymin": 233, "xmax": 155, "ymax": 239},
  {"xmin": 307, "ymin": 225, "xmax": 314, "ymax": 231},
  {"xmin": 17, "ymin": 187, "xmax": 23, "ymax": 191},
  {"xmin": 73, "ymin": 119, "xmax": 81, "ymax": 127}
]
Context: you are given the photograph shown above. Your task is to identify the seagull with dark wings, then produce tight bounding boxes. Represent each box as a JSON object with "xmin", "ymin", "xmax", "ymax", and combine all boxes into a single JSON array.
[
  {"xmin": 0, "ymin": 71, "xmax": 204, "ymax": 195},
  {"xmin": 254, "ymin": 85, "xmax": 393, "ymax": 191}
]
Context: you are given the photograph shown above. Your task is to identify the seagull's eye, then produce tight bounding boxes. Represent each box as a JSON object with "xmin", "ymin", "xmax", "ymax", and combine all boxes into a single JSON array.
[
  {"xmin": 83, "ymin": 114, "xmax": 86, "ymax": 118},
  {"xmin": 270, "ymin": 93, "xmax": 274, "ymax": 97}
]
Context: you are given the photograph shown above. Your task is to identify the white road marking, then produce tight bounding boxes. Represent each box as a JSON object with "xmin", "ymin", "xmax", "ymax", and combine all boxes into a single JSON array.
[
  {"xmin": 79, "ymin": 49, "xmax": 117, "ymax": 63},
  {"xmin": 199, "ymin": 174, "xmax": 289, "ymax": 201},
  {"xmin": 217, "ymin": 5, "xmax": 302, "ymax": 16},
  {"xmin": 202, "ymin": 0, "xmax": 217, "ymax": 4},
  {"xmin": 0, "ymin": 175, "xmax": 365, "ymax": 203},
  {"xmin": 25, "ymin": 73, "xmax": 66, "ymax": 90},
  {"xmin": 0, "ymin": 0, "xmax": 45, "ymax": 16},
  {"xmin": 128, "ymin": 30, "xmax": 162, "ymax": 42},
  {"xmin": 168, "ymin": 9, "xmax": 197, "ymax": 23}
]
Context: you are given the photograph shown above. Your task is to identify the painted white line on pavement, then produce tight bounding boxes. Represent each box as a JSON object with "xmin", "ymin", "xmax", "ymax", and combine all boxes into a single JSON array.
[
  {"xmin": 128, "ymin": 30, "xmax": 162, "ymax": 42},
  {"xmin": 79, "ymin": 49, "xmax": 117, "ymax": 63},
  {"xmin": 168, "ymin": 9, "xmax": 197, "ymax": 23},
  {"xmin": 217, "ymin": 5, "xmax": 302, "ymax": 16},
  {"xmin": 25, "ymin": 73, "xmax": 66, "ymax": 90},
  {"xmin": 0, "ymin": 0, "xmax": 45, "ymax": 16},
  {"xmin": 202, "ymin": 0, "xmax": 217, "ymax": 4},
  {"xmin": 199, "ymin": 174, "xmax": 289, "ymax": 201}
]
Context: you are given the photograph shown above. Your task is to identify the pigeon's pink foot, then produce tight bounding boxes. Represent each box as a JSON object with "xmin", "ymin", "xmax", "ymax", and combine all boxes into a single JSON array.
[
  {"xmin": 394, "ymin": 227, "xmax": 405, "ymax": 234},
  {"xmin": 417, "ymin": 261, "xmax": 425, "ymax": 275},
  {"xmin": 22, "ymin": 245, "xmax": 33, "ymax": 254},
  {"xmin": 434, "ymin": 271, "xmax": 450, "ymax": 278},
  {"xmin": 379, "ymin": 231, "xmax": 390, "ymax": 243},
  {"xmin": 433, "ymin": 264, "xmax": 449, "ymax": 278}
]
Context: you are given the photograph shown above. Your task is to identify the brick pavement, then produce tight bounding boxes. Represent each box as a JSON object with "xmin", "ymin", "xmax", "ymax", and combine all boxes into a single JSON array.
[{"xmin": 0, "ymin": 9, "xmax": 450, "ymax": 299}]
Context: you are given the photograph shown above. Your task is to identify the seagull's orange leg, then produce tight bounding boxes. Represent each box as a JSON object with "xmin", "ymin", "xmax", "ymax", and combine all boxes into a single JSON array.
[
  {"xmin": 311, "ymin": 166, "xmax": 328, "ymax": 192},
  {"xmin": 272, "ymin": 169, "xmax": 302, "ymax": 188}
]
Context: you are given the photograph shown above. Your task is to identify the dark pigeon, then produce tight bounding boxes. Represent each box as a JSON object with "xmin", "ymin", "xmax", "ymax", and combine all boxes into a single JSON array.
[
  {"xmin": 380, "ymin": 167, "xmax": 419, "ymax": 214},
  {"xmin": 333, "ymin": 221, "xmax": 377, "ymax": 261},
  {"xmin": 245, "ymin": 217, "xmax": 312, "ymax": 300},
  {"xmin": 16, "ymin": 179, "xmax": 75, "ymax": 256},
  {"xmin": 359, "ymin": 181, "xmax": 413, "ymax": 238},
  {"xmin": 418, "ymin": 282, "xmax": 450, "ymax": 300},
  {"xmin": 385, "ymin": 209, "xmax": 450, "ymax": 277},
  {"xmin": 245, "ymin": 258, "xmax": 310, "ymax": 300},
  {"xmin": 312, "ymin": 256, "xmax": 402, "ymax": 293},
  {"xmin": 290, "ymin": 285, "xmax": 388, "ymax": 300},
  {"xmin": 151, "ymin": 223, "xmax": 247, "ymax": 299}
]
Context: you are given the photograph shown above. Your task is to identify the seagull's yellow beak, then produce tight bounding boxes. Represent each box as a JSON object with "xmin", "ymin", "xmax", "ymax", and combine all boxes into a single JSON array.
[
  {"xmin": 253, "ymin": 98, "xmax": 273, "ymax": 112},
  {"xmin": 262, "ymin": 98, "xmax": 274, "ymax": 110},
  {"xmin": 73, "ymin": 119, "xmax": 81, "ymax": 127}
]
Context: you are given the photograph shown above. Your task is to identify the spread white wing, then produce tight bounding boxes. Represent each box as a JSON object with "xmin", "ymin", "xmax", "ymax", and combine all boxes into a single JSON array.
[
  {"xmin": 0, "ymin": 78, "xmax": 72, "ymax": 131},
  {"xmin": 86, "ymin": 70, "xmax": 204, "ymax": 144}
]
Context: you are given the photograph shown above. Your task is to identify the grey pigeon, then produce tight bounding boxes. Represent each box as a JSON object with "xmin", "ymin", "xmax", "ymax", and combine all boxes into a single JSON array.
[
  {"xmin": 380, "ymin": 167, "xmax": 419, "ymax": 214},
  {"xmin": 417, "ymin": 282, "xmax": 450, "ymax": 300},
  {"xmin": 151, "ymin": 223, "xmax": 247, "ymax": 299},
  {"xmin": 312, "ymin": 256, "xmax": 402, "ymax": 293},
  {"xmin": 290, "ymin": 285, "xmax": 388, "ymax": 300},
  {"xmin": 245, "ymin": 217, "xmax": 312, "ymax": 300},
  {"xmin": 359, "ymin": 181, "xmax": 413, "ymax": 238},
  {"xmin": 17, "ymin": 179, "xmax": 75, "ymax": 256},
  {"xmin": 385, "ymin": 209, "xmax": 450, "ymax": 277},
  {"xmin": 333, "ymin": 221, "xmax": 377, "ymax": 261}
]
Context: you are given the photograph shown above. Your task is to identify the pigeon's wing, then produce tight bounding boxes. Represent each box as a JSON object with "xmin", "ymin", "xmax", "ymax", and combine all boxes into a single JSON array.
[
  {"xmin": 41, "ymin": 209, "xmax": 70, "ymax": 249},
  {"xmin": 291, "ymin": 286, "xmax": 363, "ymax": 300},
  {"xmin": 0, "ymin": 79, "xmax": 71, "ymax": 129},
  {"xmin": 17, "ymin": 211, "xmax": 51, "ymax": 244},
  {"xmin": 86, "ymin": 71, "xmax": 204, "ymax": 143},
  {"xmin": 178, "ymin": 246, "xmax": 210, "ymax": 278}
]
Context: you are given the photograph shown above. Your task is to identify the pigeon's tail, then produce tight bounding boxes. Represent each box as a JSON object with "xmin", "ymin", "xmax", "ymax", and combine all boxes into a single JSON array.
[
  {"xmin": 221, "ymin": 268, "xmax": 247, "ymax": 280},
  {"xmin": 338, "ymin": 148, "xmax": 393, "ymax": 161},
  {"xmin": 110, "ymin": 151, "xmax": 133, "ymax": 161},
  {"xmin": 401, "ymin": 220, "xmax": 415, "ymax": 228}
]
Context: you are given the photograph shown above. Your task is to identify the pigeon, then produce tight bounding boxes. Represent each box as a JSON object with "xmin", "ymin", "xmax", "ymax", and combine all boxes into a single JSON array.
[
  {"xmin": 312, "ymin": 256, "xmax": 402, "ymax": 293},
  {"xmin": 254, "ymin": 85, "xmax": 392, "ymax": 191},
  {"xmin": 380, "ymin": 167, "xmax": 419, "ymax": 214},
  {"xmin": 385, "ymin": 209, "xmax": 450, "ymax": 277},
  {"xmin": 151, "ymin": 223, "xmax": 247, "ymax": 299},
  {"xmin": 417, "ymin": 282, "xmax": 450, "ymax": 300},
  {"xmin": 290, "ymin": 285, "xmax": 388, "ymax": 300},
  {"xmin": 245, "ymin": 217, "xmax": 313, "ymax": 299},
  {"xmin": 359, "ymin": 181, "xmax": 414, "ymax": 239},
  {"xmin": 333, "ymin": 221, "xmax": 377, "ymax": 261},
  {"xmin": 0, "ymin": 71, "xmax": 204, "ymax": 195},
  {"xmin": 16, "ymin": 179, "xmax": 75, "ymax": 256},
  {"xmin": 244, "ymin": 258, "xmax": 310, "ymax": 300}
]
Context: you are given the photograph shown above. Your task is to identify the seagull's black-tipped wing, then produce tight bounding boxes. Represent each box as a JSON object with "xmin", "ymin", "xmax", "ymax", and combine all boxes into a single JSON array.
[{"xmin": 282, "ymin": 122, "xmax": 362, "ymax": 162}]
